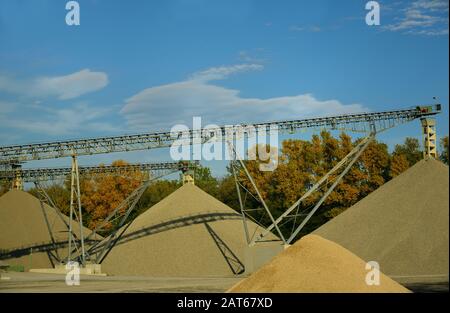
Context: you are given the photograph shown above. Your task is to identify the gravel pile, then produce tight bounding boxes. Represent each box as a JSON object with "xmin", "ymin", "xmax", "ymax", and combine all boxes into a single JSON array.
[
  {"xmin": 228, "ymin": 234, "xmax": 409, "ymax": 292},
  {"xmin": 315, "ymin": 158, "xmax": 449, "ymax": 284},
  {"xmin": 102, "ymin": 184, "xmax": 279, "ymax": 277},
  {"xmin": 0, "ymin": 190, "xmax": 94, "ymax": 270}
]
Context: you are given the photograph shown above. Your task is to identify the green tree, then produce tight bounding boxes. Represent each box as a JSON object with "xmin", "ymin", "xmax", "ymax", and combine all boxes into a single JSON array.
[
  {"xmin": 216, "ymin": 174, "xmax": 241, "ymax": 211},
  {"xmin": 132, "ymin": 179, "xmax": 181, "ymax": 220},
  {"xmin": 29, "ymin": 184, "xmax": 70, "ymax": 215},
  {"xmin": 393, "ymin": 137, "xmax": 422, "ymax": 166},
  {"xmin": 440, "ymin": 136, "xmax": 449, "ymax": 165},
  {"xmin": 193, "ymin": 165, "xmax": 219, "ymax": 197}
]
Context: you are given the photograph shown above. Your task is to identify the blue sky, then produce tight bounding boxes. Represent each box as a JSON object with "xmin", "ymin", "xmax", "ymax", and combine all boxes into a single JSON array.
[{"xmin": 0, "ymin": 0, "xmax": 448, "ymax": 177}]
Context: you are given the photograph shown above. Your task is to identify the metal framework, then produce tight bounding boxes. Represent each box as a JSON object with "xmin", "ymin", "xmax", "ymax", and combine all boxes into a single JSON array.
[
  {"xmin": 68, "ymin": 169, "xmax": 181, "ymax": 264},
  {"xmin": 421, "ymin": 118, "xmax": 437, "ymax": 158},
  {"xmin": 33, "ymin": 180, "xmax": 86, "ymax": 264},
  {"xmin": 0, "ymin": 160, "xmax": 198, "ymax": 265},
  {"xmin": 0, "ymin": 104, "xmax": 442, "ymax": 266},
  {"xmin": 67, "ymin": 156, "xmax": 86, "ymax": 264},
  {"xmin": 228, "ymin": 104, "xmax": 441, "ymax": 246},
  {"xmin": 248, "ymin": 133, "xmax": 375, "ymax": 245},
  {"xmin": 0, "ymin": 106, "xmax": 441, "ymax": 163},
  {"xmin": 205, "ymin": 223, "xmax": 245, "ymax": 275},
  {"xmin": 0, "ymin": 161, "xmax": 197, "ymax": 184}
]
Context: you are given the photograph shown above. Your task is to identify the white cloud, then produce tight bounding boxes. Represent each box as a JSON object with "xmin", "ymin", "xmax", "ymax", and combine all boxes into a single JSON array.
[
  {"xmin": 32, "ymin": 69, "xmax": 108, "ymax": 100},
  {"xmin": 406, "ymin": 28, "xmax": 449, "ymax": 35},
  {"xmin": 384, "ymin": 0, "xmax": 449, "ymax": 35},
  {"xmin": 120, "ymin": 64, "xmax": 366, "ymax": 130},
  {"xmin": 412, "ymin": 0, "xmax": 449, "ymax": 11},
  {"xmin": 238, "ymin": 50, "xmax": 266, "ymax": 64},
  {"xmin": 189, "ymin": 64, "xmax": 263, "ymax": 82},
  {"xmin": 0, "ymin": 69, "xmax": 108, "ymax": 100},
  {"xmin": 289, "ymin": 25, "xmax": 322, "ymax": 32},
  {"xmin": 0, "ymin": 102, "xmax": 117, "ymax": 136}
]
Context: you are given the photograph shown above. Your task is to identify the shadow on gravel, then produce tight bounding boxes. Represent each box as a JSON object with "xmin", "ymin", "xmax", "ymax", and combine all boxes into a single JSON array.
[{"xmin": 405, "ymin": 282, "xmax": 449, "ymax": 293}]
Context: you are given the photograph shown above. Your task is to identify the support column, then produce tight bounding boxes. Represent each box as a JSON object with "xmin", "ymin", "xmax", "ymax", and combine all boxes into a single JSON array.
[
  {"xmin": 12, "ymin": 163, "xmax": 23, "ymax": 190},
  {"xmin": 421, "ymin": 118, "xmax": 437, "ymax": 159},
  {"xmin": 12, "ymin": 175, "xmax": 23, "ymax": 190},
  {"xmin": 68, "ymin": 155, "xmax": 86, "ymax": 265},
  {"xmin": 227, "ymin": 141, "xmax": 287, "ymax": 245}
]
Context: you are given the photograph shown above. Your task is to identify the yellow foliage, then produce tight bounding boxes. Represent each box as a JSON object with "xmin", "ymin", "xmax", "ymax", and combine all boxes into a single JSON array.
[{"xmin": 80, "ymin": 160, "xmax": 147, "ymax": 230}]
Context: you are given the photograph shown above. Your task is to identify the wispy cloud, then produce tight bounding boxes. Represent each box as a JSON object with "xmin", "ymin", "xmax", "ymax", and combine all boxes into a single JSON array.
[
  {"xmin": 238, "ymin": 50, "xmax": 267, "ymax": 64},
  {"xmin": 289, "ymin": 25, "xmax": 322, "ymax": 33},
  {"xmin": 189, "ymin": 63, "xmax": 263, "ymax": 82},
  {"xmin": 412, "ymin": 0, "xmax": 449, "ymax": 11},
  {"xmin": 0, "ymin": 69, "xmax": 108, "ymax": 100},
  {"xmin": 120, "ymin": 64, "xmax": 366, "ymax": 130},
  {"xmin": 0, "ymin": 102, "xmax": 117, "ymax": 136},
  {"xmin": 384, "ymin": 0, "xmax": 449, "ymax": 35}
]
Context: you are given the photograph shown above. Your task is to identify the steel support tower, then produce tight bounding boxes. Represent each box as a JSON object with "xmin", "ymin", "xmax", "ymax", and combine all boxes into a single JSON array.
[{"xmin": 421, "ymin": 118, "xmax": 438, "ymax": 158}]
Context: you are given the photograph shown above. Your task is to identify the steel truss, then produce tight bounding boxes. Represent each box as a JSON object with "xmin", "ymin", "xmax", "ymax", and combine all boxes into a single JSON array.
[
  {"xmin": 11, "ymin": 160, "xmax": 197, "ymax": 265},
  {"xmin": 227, "ymin": 141, "xmax": 287, "ymax": 246},
  {"xmin": 229, "ymin": 131, "xmax": 376, "ymax": 245},
  {"xmin": 33, "ymin": 180, "xmax": 89, "ymax": 263},
  {"xmin": 228, "ymin": 104, "xmax": 440, "ymax": 246},
  {"xmin": 0, "ymin": 161, "xmax": 197, "ymax": 184},
  {"xmin": 0, "ymin": 106, "xmax": 440, "ymax": 163},
  {"xmin": 67, "ymin": 156, "xmax": 86, "ymax": 264},
  {"xmin": 65, "ymin": 167, "xmax": 186, "ymax": 264}
]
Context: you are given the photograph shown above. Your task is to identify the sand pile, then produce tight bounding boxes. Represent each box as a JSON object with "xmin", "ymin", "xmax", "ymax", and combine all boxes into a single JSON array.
[
  {"xmin": 314, "ymin": 157, "xmax": 449, "ymax": 284},
  {"xmin": 0, "ymin": 190, "xmax": 93, "ymax": 270},
  {"xmin": 228, "ymin": 234, "xmax": 409, "ymax": 292},
  {"xmin": 102, "ymin": 184, "xmax": 279, "ymax": 277}
]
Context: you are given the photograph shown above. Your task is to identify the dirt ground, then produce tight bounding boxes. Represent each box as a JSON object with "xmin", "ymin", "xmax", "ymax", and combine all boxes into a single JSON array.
[
  {"xmin": 1, "ymin": 271, "xmax": 447, "ymax": 293},
  {"xmin": 0, "ymin": 271, "xmax": 242, "ymax": 293}
]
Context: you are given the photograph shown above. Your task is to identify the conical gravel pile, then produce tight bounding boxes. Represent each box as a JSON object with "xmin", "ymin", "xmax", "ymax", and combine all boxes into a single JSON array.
[
  {"xmin": 228, "ymin": 234, "xmax": 409, "ymax": 292},
  {"xmin": 314, "ymin": 157, "xmax": 449, "ymax": 284},
  {"xmin": 102, "ymin": 184, "xmax": 280, "ymax": 277},
  {"xmin": 0, "ymin": 190, "xmax": 95, "ymax": 270}
]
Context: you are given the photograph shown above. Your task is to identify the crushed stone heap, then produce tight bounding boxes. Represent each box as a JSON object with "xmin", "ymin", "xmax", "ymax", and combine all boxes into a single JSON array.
[
  {"xmin": 228, "ymin": 234, "xmax": 409, "ymax": 292},
  {"xmin": 102, "ymin": 184, "xmax": 279, "ymax": 277},
  {"xmin": 314, "ymin": 158, "xmax": 449, "ymax": 284},
  {"xmin": 0, "ymin": 190, "xmax": 93, "ymax": 270}
]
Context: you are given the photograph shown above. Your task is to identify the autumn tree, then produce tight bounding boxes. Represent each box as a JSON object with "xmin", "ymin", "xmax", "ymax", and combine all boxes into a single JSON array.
[
  {"xmin": 358, "ymin": 139, "xmax": 390, "ymax": 195},
  {"xmin": 80, "ymin": 160, "xmax": 147, "ymax": 231},
  {"xmin": 389, "ymin": 153, "xmax": 409, "ymax": 178},
  {"xmin": 231, "ymin": 131, "xmax": 392, "ymax": 239}
]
